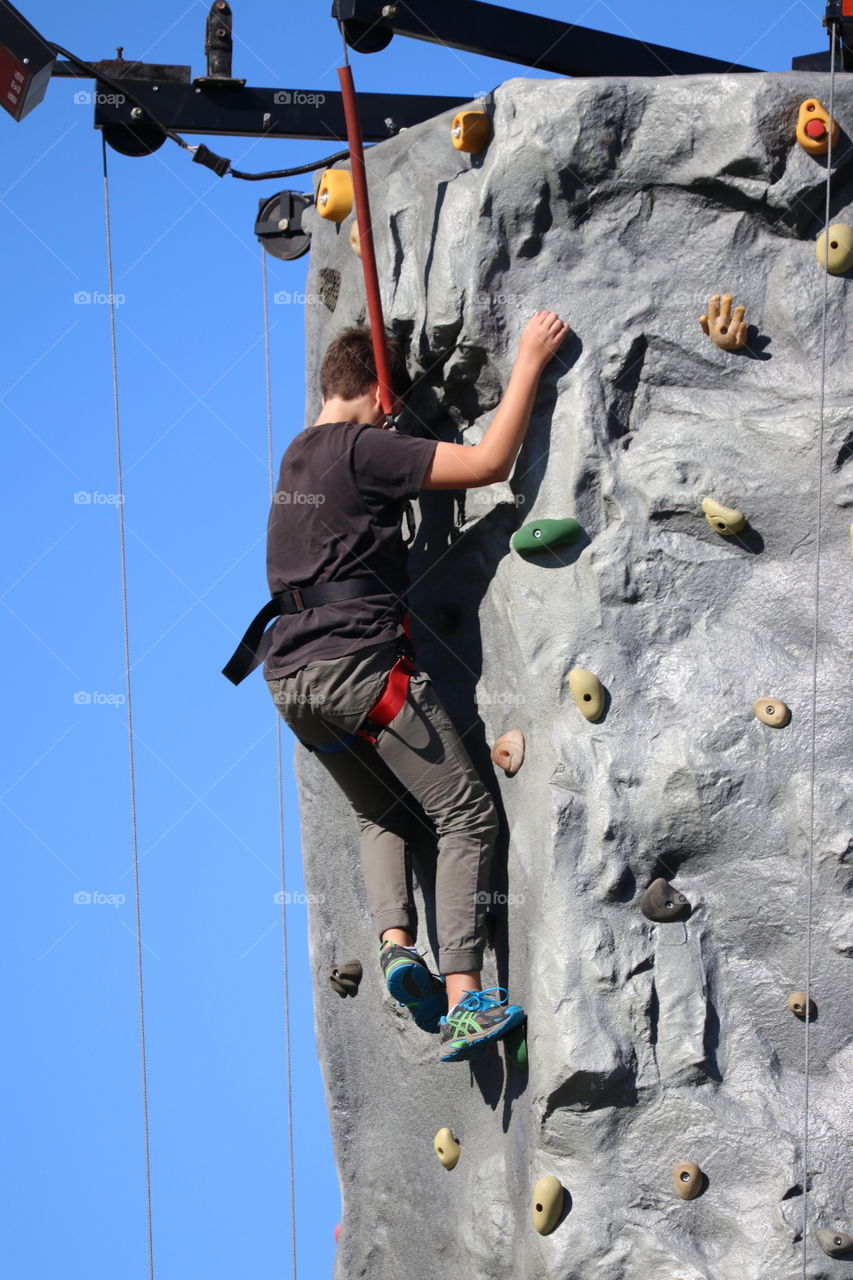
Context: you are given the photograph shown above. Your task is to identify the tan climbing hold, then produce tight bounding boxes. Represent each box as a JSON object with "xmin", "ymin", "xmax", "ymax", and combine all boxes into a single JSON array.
[
  {"xmin": 787, "ymin": 991, "xmax": 816, "ymax": 1020},
  {"xmin": 491, "ymin": 730, "xmax": 525, "ymax": 776},
  {"xmin": 753, "ymin": 698, "xmax": 791, "ymax": 728},
  {"xmin": 317, "ymin": 169, "xmax": 353, "ymax": 223},
  {"xmin": 816, "ymin": 224, "xmax": 853, "ymax": 275},
  {"xmin": 532, "ymin": 1175, "xmax": 563, "ymax": 1235},
  {"xmin": 568, "ymin": 668, "xmax": 604, "ymax": 722},
  {"xmin": 672, "ymin": 1161, "xmax": 702, "ymax": 1200},
  {"xmin": 817, "ymin": 1228, "xmax": 853, "ymax": 1258},
  {"xmin": 796, "ymin": 99, "xmax": 839, "ymax": 156},
  {"xmin": 451, "ymin": 110, "xmax": 490, "ymax": 154},
  {"xmin": 349, "ymin": 219, "xmax": 362, "ymax": 258},
  {"xmin": 699, "ymin": 294, "xmax": 748, "ymax": 350},
  {"xmin": 433, "ymin": 1127, "xmax": 461, "ymax": 1170},
  {"xmin": 701, "ymin": 496, "xmax": 746, "ymax": 537},
  {"xmin": 640, "ymin": 877, "xmax": 690, "ymax": 923}
]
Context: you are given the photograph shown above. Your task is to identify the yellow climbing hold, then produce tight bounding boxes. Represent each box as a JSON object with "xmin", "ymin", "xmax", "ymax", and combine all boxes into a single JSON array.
[
  {"xmin": 317, "ymin": 169, "xmax": 353, "ymax": 223},
  {"xmin": 699, "ymin": 294, "xmax": 748, "ymax": 350},
  {"xmin": 491, "ymin": 730, "xmax": 525, "ymax": 776},
  {"xmin": 349, "ymin": 218, "xmax": 362, "ymax": 258},
  {"xmin": 701, "ymin": 497, "xmax": 746, "ymax": 537},
  {"xmin": 433, "ymin": 1127, "xmax": 461, "ymax": 1170},
  {"xmin": 752, "ymin": 698, "xmax": 791, "ymax": 728},
  {"xmin": 796, "ymin": 99, "xmax": 839, "ymax": 157},
  {"xmin": 532, "ymin": 1175, "xmax": 563, "ymax": 1235},
  {"xmin": 451, "ymin": 110, "xmax": 490, "ymax": 154},
  {"xmin": 816, "ymin": 224, "xmax": 853, "ymax": 275},
  {"xmin": 568, "ymin": 668, "xmax": 605, "ymax": 722},
  {"xmin": 672, "ymin": 1161, "xmax": 702, "ymax": 1201}
]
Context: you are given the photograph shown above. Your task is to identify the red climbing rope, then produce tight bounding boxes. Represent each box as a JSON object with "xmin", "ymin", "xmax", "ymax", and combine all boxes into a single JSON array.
[{"xmin": 337, "ymin": 63, "xmax": 395, "ymax": 418}]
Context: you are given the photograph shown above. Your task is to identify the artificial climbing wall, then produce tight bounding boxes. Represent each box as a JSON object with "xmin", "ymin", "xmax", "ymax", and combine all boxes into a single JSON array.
[{"xmin": 297, "ymin": 73, "xmax": 853, "ymax": 1279}]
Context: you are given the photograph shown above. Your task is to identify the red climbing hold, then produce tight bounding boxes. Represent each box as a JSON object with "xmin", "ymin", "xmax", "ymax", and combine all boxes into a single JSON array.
[
  {"xmin": 805, "ymin": 119, "xmax": 827, "ymax": 140},
  {"xmin": 334, "ymin": 1223, "xmax": 341, "ymax": 1244}
]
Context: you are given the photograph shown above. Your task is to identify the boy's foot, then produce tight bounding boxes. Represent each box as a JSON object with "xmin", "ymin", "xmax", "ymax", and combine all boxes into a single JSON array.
[
  {"xmin": 379, "ymin": 940, "xmax": 448, "ymax": 1033},
  {"xmin": 438, "ymin": 987, "xmax": 527, "ymax": 1062}
]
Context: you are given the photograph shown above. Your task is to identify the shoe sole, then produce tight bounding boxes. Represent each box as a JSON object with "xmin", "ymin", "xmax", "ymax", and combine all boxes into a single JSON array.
[
  {"xmin": 385, "ymin": 961, "xmax": 447, "ymax": 1033},
  {"xmin": 439, "ymin": 1007, "xmax": 527, "ymax": 1062}
]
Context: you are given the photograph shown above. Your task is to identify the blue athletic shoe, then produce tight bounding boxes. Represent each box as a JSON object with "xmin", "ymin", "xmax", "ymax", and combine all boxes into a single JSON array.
[
  {"xmin": 438, "ymin": 987, "xmax": 527, "ymax": 1062},
  {"xmin": 379, "ymin": 941, "xmax": 448, "ymax": 1033}
]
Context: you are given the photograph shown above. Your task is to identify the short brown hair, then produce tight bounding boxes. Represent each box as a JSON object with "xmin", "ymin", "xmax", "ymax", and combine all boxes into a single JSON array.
[{"xmin": 319, "ymin": 326, "xmax": 411, "ymax": 402}]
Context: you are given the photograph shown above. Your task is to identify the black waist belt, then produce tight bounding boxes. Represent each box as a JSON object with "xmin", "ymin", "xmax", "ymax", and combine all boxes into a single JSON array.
[{"xmin": 222, "ymin": 575, "xmax": 392, "ymax": 686}]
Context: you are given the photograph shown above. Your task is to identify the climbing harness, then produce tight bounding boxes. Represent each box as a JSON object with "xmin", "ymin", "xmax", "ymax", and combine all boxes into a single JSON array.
[
  {"xmin": 101, "ymin": 136, "xmax": 155, "ymax": 1280},
  {"xmin": 222, "ymin": 575, "xmax": 395, "ymax": 685},
  {"xmin": 304, "ymin": 639, "xmax": 416, "ymax": 756}
]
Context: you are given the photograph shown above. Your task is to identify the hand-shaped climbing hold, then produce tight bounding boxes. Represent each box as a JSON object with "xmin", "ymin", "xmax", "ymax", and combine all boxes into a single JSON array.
[
  {"xmin": 491, "ymin": 730, "xmax": 525, "ymax": 776},
  {"xmin": 699, "ymin": 295, "xmax": 748, "ymax": 350}
]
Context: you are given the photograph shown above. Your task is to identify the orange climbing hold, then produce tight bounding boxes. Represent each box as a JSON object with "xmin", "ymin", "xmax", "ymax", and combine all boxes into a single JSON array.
[
  {"xmin": 317, "ymin": 169, "xmax": 354, "ymax": 223},
  {"xmin": 796, "ymin": 99, "xmax": 839, "ymax": 157},
  {"xmin": 451, "ymin": 110, "xmax": 490, "ymax": 154}
]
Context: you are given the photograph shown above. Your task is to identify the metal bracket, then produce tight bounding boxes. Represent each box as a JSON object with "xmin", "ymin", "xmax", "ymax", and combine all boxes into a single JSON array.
[{"xmin": 194, "ymin": 0, "xmax": 245, "ymax": 89}]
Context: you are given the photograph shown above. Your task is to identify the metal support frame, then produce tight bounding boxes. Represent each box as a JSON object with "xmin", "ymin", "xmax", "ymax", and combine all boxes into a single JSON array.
[
  {"xmin": 89, "ymin": 80, "xmax": 464, "ymax": 144},
  {"xmin": 793, "ymin": 0, "xmax": 853, "ymax": 71},
  {"xmin": 333, "ymin": 0, "xmax": 759, "ymax": 76}
]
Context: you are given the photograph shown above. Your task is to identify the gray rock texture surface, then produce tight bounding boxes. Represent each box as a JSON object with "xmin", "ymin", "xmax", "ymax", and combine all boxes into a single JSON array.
[{"xmin": 296, "ymin": 73, "xmax": 853, "ymax": 1278}]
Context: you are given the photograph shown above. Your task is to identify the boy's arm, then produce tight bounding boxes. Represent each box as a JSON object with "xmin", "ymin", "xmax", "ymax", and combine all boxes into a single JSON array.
[{"xmin": 421, "ymin": 311, "xmax": 569, "ymax": 491}]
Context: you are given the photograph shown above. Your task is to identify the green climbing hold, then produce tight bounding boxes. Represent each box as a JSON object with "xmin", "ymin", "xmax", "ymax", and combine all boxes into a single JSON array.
[
  {"xmin": 512, "ymin": 518, "xmax": 582, "ymax": 556},
  {"xmin": 505, "ymin": 1022, "xmax": 528, "ymax": 1069}
]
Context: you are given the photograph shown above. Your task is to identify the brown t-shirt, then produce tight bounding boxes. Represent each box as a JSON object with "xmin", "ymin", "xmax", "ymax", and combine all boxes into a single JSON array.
[{"xmin": 263, "ymin": 420, "xmax": 438, "ymax": 678}]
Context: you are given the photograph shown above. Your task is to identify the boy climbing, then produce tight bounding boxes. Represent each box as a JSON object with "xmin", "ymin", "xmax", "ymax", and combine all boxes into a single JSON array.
[{"xmin": 224, "ymin": 310, "xmax": 568, "ymax": 1062}]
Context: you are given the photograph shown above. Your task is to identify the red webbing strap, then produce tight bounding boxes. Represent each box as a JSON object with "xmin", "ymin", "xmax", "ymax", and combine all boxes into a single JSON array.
[
  {"xmin": 337, "ymin": 63, "xmax": 395, "ymax": 418},
  {"xmin": 357, "ymin": 653, "xmax": 415, "ymax": 744}
]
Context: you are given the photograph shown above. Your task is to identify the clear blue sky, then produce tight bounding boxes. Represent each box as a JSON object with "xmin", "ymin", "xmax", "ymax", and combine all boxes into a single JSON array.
[{"xmin": 1, "ymin": 2, "xmax": 825, "ymax": 1276}]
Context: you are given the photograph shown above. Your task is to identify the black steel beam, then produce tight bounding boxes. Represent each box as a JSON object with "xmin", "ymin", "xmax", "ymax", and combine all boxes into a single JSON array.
[
  {"xmin": 334, "ymin": 0, "xmax": 759, "ymax": 76},
  {"xmin": 92, "ymin": 80, "xmax": 465, "ymax": 143}
]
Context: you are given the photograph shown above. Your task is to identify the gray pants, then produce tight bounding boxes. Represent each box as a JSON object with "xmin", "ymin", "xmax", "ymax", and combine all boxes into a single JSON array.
[{"xmin": 267, "ymin": 639, "xmax": 498, "ymax": 973}]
